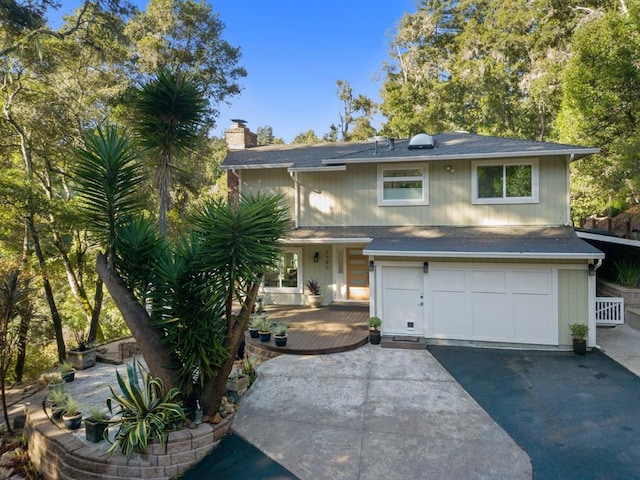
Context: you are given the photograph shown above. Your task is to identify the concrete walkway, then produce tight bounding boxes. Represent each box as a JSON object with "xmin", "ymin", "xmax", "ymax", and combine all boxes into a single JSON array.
[
  {"xmin": 233, "ymin": 345, "xmax": 532, "ymax": 480},
  {"xmin": 596, "ymin": 324, "xmax": 640, "ymax": 376}
]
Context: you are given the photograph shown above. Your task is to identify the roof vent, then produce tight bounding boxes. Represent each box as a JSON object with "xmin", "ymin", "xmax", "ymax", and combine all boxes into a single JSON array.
[{"xmin": 408, "ymin": 133, "xmax": 434, "ymax": 150}]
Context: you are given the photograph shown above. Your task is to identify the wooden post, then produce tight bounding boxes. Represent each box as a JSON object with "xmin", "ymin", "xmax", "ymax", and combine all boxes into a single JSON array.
[
  {"xmin": 626, "ymin": 221, "xmax": 631, "ymax": 238},
  {"xmin": 607, "ymin": 217, "xmax": 613, "ymax": 232}
]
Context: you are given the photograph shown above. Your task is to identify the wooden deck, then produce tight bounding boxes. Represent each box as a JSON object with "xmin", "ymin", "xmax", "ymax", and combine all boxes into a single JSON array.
[{"xmin": 246, "ymin": 303, "xmax": 370, "ymax": 356}]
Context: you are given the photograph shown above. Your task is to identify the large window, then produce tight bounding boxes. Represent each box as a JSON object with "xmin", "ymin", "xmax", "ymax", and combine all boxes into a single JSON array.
[
  {"xmin": 377, "ymin": 163, "xmax": 429, "ymax": 206},
  {"xmin": 263, "ymin": 248, "xmax": 302, "ymax": 292},
  {"xmin": 472, "ymin": 159, "xmax": 539, "ymax": 204}
]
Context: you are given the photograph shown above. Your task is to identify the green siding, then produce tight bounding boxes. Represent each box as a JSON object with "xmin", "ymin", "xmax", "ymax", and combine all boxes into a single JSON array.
[
  {"xmin": 239, "ymin": 156, "xmax": 568, "ymax": 228},
  {"xmin": 558, "ymin": 269, "xmax": 589, "ymax": 346}
]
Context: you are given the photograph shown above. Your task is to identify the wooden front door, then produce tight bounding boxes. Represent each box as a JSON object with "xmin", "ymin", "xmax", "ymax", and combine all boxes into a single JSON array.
[{"xmin": 346, "ymin": 248, "xmax": 370, "ymax": 300}]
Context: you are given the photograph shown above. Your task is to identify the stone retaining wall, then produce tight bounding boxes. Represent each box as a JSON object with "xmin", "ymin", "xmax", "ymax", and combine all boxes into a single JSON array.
[{"xmin": 25, "ymin": 401, "xmax": 233, "ymax": 480}]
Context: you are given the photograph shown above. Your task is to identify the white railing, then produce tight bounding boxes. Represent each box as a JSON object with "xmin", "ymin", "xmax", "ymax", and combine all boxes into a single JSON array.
[{"xmin": 596, "ymin": 297, "xmax": 625, "ymax": 326}]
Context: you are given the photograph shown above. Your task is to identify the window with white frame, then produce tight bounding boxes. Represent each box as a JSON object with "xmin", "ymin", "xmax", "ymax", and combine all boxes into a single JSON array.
[
  {"xmin": 472, "ymin": 159, "xmax": 539, "ymax": 204},
  {"xmin": 263, "ymin": 248, "xmax": 302, "ymax": 292},
  {"xmin": 377, "ymin": 163, "xmax": 429, "ymax": 206}
]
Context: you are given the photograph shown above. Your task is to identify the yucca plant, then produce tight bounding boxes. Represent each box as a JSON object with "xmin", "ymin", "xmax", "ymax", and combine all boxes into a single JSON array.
[{"xmin": 106, "ymin": 358, "xmax": 185, "ymax": 459}]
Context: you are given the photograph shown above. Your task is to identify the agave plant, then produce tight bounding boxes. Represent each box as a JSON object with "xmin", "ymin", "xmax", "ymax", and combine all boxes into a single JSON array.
[{"xmin": 106, "ymin": 358, "xmax": 185, "ymax": 459}]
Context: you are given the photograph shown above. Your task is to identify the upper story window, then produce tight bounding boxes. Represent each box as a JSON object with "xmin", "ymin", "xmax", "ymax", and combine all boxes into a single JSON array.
[
  {"xmin": 472, "ymin": 159, "xmax": 539, "ymax": 204},
  {"xmin": 262, "ymin": 248, "xmax": 302, "ymax": 293},
  {"xmin": 377, "ymin": 163, "xmax": 429, "ymax": 206}
]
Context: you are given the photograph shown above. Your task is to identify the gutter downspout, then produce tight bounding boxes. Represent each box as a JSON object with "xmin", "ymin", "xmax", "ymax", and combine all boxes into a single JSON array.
[
  {"xmin": 589, "ymin": 258, "xmax": 602, "ymax": 349},
  {"xmin": 290, "ymin": 171, "xmax": 299, "ymax": 228},
  {"xmin": 566, "ymin": 154, "xmax": 574, "ymax": 226}
]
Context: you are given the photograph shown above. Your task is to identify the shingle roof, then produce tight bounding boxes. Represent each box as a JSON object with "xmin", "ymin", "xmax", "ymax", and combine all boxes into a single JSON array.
[
  {"xmin": 283, "ymin": 226, "xmax": 603, "ymax": 259},
  {"xmin": 223, "ymin": 132, "xmax": 599, "ymax": 170}
]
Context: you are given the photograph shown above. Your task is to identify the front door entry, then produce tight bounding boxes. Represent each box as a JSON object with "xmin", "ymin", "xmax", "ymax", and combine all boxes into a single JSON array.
[{"xmin": 346, "ymin": 248, "xmax": 370, "ymax": 300}]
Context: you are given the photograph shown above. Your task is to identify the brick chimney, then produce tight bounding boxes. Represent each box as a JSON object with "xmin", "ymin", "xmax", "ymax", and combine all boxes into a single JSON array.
[{"xmin": 225, "ymin": 119, "xmax": 257, "ymax": 149}]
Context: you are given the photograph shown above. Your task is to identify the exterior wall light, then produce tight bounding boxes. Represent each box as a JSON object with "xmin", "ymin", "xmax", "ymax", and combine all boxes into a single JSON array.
[
  {"xmin": 423, "ymin": 261, "xmax": 429, "ymax": 274},
  {"xmin": 369, "ymin": 260, "xmax": 375, "ymax": 272}
]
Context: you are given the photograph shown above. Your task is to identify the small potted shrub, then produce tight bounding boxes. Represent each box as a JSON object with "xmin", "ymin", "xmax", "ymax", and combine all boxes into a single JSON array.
[
  {"xmin": 48, "ymin": 373, "xmax": 65, "ymax": 394},
  {"xmin": 84, "ymin": 406, "xmax": 109, "ymax": 443},
  {"xmin": 258, "ymin": 315, "xmax": 272, "ymax": 343},
  {"xmin": 248, "ymin": 314, "xmax": 264, "ymax": 339},
  {"xmin": 569, "ymin": 323, "xmax": 588, "ymax": 355},
  {"xmin": 67, "ymin": 331, "xmax": 97, "ymax": 370},
  {"xmin": 48, "ymin": 389, "xmax": 68, "ymax": 420},
  {"xmin": 368, "ymin": 316, "xmax": 382, "ymax": 345},
  {"xmin": 59, "ymin": 361, "xmax": 75, "ymax": 382},
  {"xmin": 272, "ymin": 323, "xmax": 288, "ymax": 347},
  {"xmin": 305, "ymin": 278, "xmax": 323, "ymax": 308},
  {"xmin": 241, "ymin": 354, "xmax": 258, "ymax": 386},
  {"xmin": 62, "ymin": 395, "xmax": 83, "ymax": 430}
]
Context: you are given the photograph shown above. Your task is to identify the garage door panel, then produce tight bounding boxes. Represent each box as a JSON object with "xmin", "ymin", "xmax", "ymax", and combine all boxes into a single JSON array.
[
  {"xmin": 470, "ymin": 270, "xmax": 506, "ymax": 293},
  {"xmin": 432, "ymin": 291, "xmax": 470, "ymax": 338},
  {"xmin": 381, "ymin": 266, "xmax": 424, "ymax": 334},
  {"xmin": 472, "ymin": 292, "xmax": 508, "ymax": 341},
  {"xmin": 431, "ymin": 269, "xmax": 465, "ymax": 291},
  {"xmin": 428, "ymin": 266, "xmax": 556, "ymax": 345},
  {"xmin": 510, "ymin": 270, "xmax": 550, "ymax": 294},
  {"xmin": 512, "ymin": 293, "xmax": 552, "ymax": 343}
]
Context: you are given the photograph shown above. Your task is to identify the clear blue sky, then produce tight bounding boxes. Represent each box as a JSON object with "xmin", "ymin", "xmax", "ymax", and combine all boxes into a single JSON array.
[{"xmin": 54, "ymin": 1, "xmax": 418, "ymax": 143}]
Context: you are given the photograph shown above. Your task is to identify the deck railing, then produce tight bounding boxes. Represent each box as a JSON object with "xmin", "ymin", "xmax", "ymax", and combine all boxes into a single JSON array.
[{"xmin": 595, "ymin": 297, "xmax": 625, "ymax": 326}]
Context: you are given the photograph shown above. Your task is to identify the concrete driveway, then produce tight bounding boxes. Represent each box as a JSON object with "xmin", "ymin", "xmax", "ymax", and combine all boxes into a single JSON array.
[
  {"xmin": 430, "ymin": 346, "xmax": 640, "ymax": 480},
  {"xmin": 233, "ymin": 345, "xmax": 531, "ymax": 480}
]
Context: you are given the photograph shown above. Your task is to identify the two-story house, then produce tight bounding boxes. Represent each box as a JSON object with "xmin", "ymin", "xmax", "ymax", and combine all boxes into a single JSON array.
[{"xmin": 223, "ymin": 120, "xmax": 604, "ymax": 349}]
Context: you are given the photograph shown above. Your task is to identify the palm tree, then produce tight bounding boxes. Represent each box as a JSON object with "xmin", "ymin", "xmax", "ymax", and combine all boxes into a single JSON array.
[{"xmin": 130, "ymin": 69, "xmax": 207, "ymax": 237}]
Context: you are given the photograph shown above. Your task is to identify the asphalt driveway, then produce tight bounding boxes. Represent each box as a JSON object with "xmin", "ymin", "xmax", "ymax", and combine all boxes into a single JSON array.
[{"xmin": 429, "ymin": 346, "xmax": 640, "ymax": 480}]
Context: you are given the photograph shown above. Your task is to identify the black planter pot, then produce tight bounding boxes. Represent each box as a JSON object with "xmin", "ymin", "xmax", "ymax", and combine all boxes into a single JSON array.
[
  {"xmin": 248, "ymin": 327, "xmax": 259, "ymax": 339},
  {"xmin": 85, "ymin": 418, "xmax": 109, "ymax": 443},
  {"xmin": 61, "ymin": 370, "xmax": 75, "ymax": 382},
  {"xmin": 274, "ymin": 335, "xmax": 287, "ymax": 347},
  {"xmin": 259, "ymin": 331, "xmax": 271, "ymax": 342},
  {"xmin": 63, "ymin": 413, "xmax": 83, "ymax": 430},
  {"xmin": 573, "ymin": 339, "xmax": 587, "ymax": 355},
  {"xmin": 369, "ymin": 330, "xmax": 381, "ymax": 345},
  {"xmin": 51, "ymin": 406, "xmax": 64, "ymax": 420}
]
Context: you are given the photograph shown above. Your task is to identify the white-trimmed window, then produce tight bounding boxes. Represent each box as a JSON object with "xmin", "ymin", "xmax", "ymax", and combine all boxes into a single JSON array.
[
  {"xmin": 263, "ymin": 248, "xmax": 302, "ymax": 293},
  {"xmin": 472, "ymin": 159, "xmax": 539, "ymax": 204},
  {"xmin": 377, "ymin": 163, "xmax": 429, "ymax": 206}
]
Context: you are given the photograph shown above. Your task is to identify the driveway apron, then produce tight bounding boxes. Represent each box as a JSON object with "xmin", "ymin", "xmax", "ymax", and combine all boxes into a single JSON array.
[
  {"xmin": 429, "ymin": 346, "xmax": 640, "ymax": 480},
  {"xmin": 231, "ymin": 345, "xmax": 530, "ymax": 480}
]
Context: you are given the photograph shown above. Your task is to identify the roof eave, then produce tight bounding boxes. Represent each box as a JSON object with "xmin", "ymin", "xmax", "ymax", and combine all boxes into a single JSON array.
[{"xmin": 362, "ymin": 249, "xmax": 605, "ymax": 260}]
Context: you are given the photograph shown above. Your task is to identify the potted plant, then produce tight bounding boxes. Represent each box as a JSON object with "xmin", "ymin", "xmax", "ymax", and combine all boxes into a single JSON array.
[
  {"xmin": 248, "ymin": 314, "xmax": 263, "ymax": 339},
  {"xmin": 569, "ymin": 323, "xmax": 588, "ymax": 355},
  {"xmin": 48, "ymin": 389, "xmax": 68, "ymax": 420},
  {"xmin": 62, "ymin": 395, "xmax": 83, "ymax": 430},
  {"xmin": 59, "ymin": 361, "xmax": 75, "ymax": 382},
  {"xmin": 272, "ymin": 323, "xmax": 288, "ymax": 347},
  {"xmin": 106, "ymin": 358, "xmax": 185, "ymax": 459},
  {"xmin": 305, "ymin": 278, "xmax": 323, "ymax": 308},
  {"xmin": 368, "ymin": 316, "xmax": 382, "ymax": 345},
  {"xmin": 67, "ymin": 331, "xmax": 97, "ymax": 370},
  {"xmin": 258, "ymin": 315, "xmax": 272, "ymax": 342},
  {"xmin": 241, "ymin": 354, "xmax": 258, "ymax": 386},
  {"xmin": 84, "ymin": 406, "xmax": 110, "ymax": 443},
  {"xmin": 48, "ymin": 373, "xmax": 65, "ymax": 394}
]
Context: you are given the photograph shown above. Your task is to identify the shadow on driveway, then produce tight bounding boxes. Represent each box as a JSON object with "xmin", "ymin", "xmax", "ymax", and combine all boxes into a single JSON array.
[{"xmin": 429, "ymin": 346, "xmax": 640, "ymax": 480}]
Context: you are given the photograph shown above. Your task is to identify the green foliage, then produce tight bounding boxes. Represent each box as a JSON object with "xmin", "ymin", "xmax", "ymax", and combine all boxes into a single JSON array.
[
  {"xmin": 569, "ymin": 323, "xmax": 588, "ymax": 341},
  {"xmin": 106, "ymin": 358, "xmax": 185, "ymax": 459},
  {"xmin": 73, "ymin": 125, "xmax": 148, "ymax": 268},
  {"xmin": 63, "ymin": 395, "xmax": 82, "ymax": 416},
  {"xmin": 292, "ymin": 130, "xmax": 320, "ymax": 144},
  {"xmin": 614, "ymin": 259, "xmax": 640, "ymax": 287},
  {"xmin": 368, "ymin": 316, "xmax": 382, "ymax": 330},
  {"xmin": 272, "ymin": 323, "xmax": 287, "ymax": 336}
]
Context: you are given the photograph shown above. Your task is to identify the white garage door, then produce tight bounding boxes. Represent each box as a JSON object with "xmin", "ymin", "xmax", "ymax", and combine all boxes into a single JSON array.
[
  {"xmin": 380, "ymin": 266, "xmax": 424, "ymax": 335},
  {"xmin": 429, "ymin": 266, "xmax": 556, "ymax": 345}
]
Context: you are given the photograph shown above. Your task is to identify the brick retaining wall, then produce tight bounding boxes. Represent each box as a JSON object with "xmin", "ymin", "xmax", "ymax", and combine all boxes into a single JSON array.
[{"xmin": 25, "ymin": 400, "xmax": 233, "ymax": 480}]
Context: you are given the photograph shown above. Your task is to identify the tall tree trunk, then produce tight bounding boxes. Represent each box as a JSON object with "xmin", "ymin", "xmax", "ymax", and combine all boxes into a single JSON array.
[
  {"xmin": 96, "ymin": 253, "xmax": 180, "ymax": 392},
  {"xmin": 88, "ymin": 278, "xmax": 103, "ymax": 343},
  {"xmin": 27, "ymin": 215, "xmax": 66, "ymax": 362},
  {"xmin": 14, "ymin": 225, "xmax": 31, "ymax": 383},
  {"xmin": 199, "ymin": 280, "xmax": 259, "ymax": 416}
]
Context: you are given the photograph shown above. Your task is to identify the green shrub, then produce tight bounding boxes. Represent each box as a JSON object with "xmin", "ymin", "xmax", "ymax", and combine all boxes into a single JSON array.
[
  {"xmin": 106, "ymin": 358, "xmax": 185, "ymax": 459},
  {"xmin": 569, "ymin": 323, "xmax": 589, "ymax": 341},
  {"xmin": 614, "ymin": 259, "xmax": 640, "ymax": 287}
]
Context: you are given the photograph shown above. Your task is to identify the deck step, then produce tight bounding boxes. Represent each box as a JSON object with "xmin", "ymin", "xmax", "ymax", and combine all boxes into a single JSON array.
[{"xmin": 381, "ymin": 336, "xmax": 427, "ymax": 350}]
